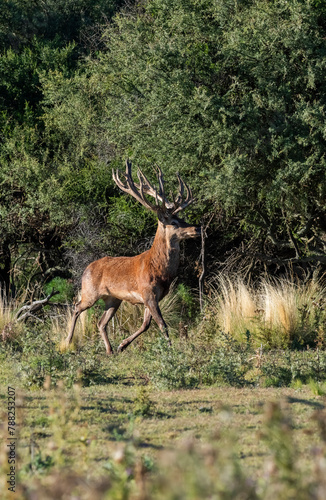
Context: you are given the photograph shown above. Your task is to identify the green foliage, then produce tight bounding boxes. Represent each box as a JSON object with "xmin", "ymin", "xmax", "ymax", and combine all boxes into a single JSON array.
[
  {"xmin": 144, "ymin": 338, "xmax": 201, "ymax": 389},
  {"xmin": 2, "ymin": 0, "xmax": 326, "ymax": 295},
  {"xmin": 260, "ymin": 402, "xmax": 298, "ymax": 491},
  {"xmin": 0, "ymin": 0, "xmax": 133, "ymax": 293},
  {"xmin": 177, "ymin": 284, "xmax": 197, "ymax": 319},
  {"xmin": 80, "ymin": 0, "xmax": 326, "ymax": 267},
  {"xmin": 5, "ymin": 327, "xmax": 109, "ymax": 388},
  {"xmin": 143, "ymin": 334, "xmax": 326, "ymax": 389},
  {"xmin": 0, "ymin": 39, "xmax": 77, "ymax": 120},
  {"xmin": 260, "ymin": 349, "xmax": 326, "ymax": 387},
  {"xmin": 133, "ymin": 386, "xmax": 155, "ymax": 417},
  {"xmin": 12, "ymin": 397, "xmax": 326, "ymax": 499},
  {"xmin": 202, "ymin": 336, "xmax": 249, "ymax": 387},
  {"xmin": 44, "ymin": 277, "xmax": 74, "ymax": 303},
  {"xmin": 27, "ymin": 452, "xmax": 55, "ymax": 474},
  {"xmin": 0, "ymin": 0, "xmax": 125, "ymax": 51},
  {"xmin": 308, "ymin": 378, "xmax": 326, "ymax": 396},
  {"xmin": 3, "ymin": 314, "xmax": 326, "ymax": 391}
]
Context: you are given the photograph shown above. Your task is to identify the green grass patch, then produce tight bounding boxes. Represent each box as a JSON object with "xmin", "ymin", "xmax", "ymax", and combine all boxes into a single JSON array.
[{"xmin": 0, "ymin": 383, "xmax": 325, "ymax": 499}]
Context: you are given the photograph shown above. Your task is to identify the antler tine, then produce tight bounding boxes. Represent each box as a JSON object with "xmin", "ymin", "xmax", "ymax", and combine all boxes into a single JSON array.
[
  {"xmin": 112, "ymin": 160, "xmax": 157, "ymax": 213},
  {"xmin": 136, "ymin": 169, "xmax": 158, "ymax": 211},
  {"xmin": 112, "ymin": 168, "xmax": 126, "ymax": 192},
  {"xmin": 136, "ymin": 169, "xmax": 158, "ymax": 202},
  {"xmin": 154, "ymin": 164, "xmax": 164, "ymax": 195},
  {"xmin": 155, "ymin": 164, "xmax": 166, "ymax": 212},
  {"xmin": 172, "ymin": 174, "xmax": 194, "ymax": 214},
  {"xmin": 174, "ymin": 173, "xmax": 184, "ymax": 205}
]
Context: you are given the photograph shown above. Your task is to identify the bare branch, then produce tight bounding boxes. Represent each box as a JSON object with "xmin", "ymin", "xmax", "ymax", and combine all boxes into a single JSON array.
[{"xmin": 15, "ymin": 289, "xmax": 60, "ymax": 323}]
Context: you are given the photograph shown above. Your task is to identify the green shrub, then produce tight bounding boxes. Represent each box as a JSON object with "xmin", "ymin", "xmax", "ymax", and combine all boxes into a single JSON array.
[
  {"xmin": 44, "ymin": 277, "xmax": 74, "ymax": 303},
  {"xmin": 143, "ymin": 338, "xmax": 201, "ymax": 389},
  {"xmin": 133, "ymin": 386, "xmax": 155, "ymax": 417},
  {"xmin": 177, "ymin": 284, "xmax": 197, "ymax": 319}
]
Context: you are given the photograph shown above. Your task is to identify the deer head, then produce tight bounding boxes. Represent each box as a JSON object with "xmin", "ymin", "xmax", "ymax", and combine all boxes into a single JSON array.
[{"xmin": 112, "ymin": 160, "xmax": 201, "ymax": 240}]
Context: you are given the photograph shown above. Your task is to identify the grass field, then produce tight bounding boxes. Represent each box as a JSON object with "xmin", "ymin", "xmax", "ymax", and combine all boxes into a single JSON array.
[{"xmin": 1, "ymin": 379, "xmax": 326, "ymax": 499}]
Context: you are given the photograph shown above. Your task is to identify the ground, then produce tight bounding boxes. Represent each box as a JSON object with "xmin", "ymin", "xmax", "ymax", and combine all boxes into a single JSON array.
[{"xmin": 1, "ymin": 382, "xmax": 325, "ymax": 498}]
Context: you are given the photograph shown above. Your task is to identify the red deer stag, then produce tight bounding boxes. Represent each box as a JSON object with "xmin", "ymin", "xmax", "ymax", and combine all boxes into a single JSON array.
[{"xmin": 66, "ymin": 160, "xmax": 201, "ymax": 354}]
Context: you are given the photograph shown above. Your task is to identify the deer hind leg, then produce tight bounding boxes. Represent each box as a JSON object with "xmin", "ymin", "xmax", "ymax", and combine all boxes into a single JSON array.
[
  {"xmin": 66, "ymin": 298, "xmax": 93, "ymax": 346},
  {"xmin": 97, "ymin": 298, "xmax": 122, "ymax": 355},
  {"xmin": 117, "ymin": 307, "xmax": 152, "ymax": 353}
]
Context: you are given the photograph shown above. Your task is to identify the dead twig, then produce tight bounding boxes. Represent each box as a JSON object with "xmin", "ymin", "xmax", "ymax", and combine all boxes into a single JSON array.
[
  {"xmin": 15, "ymin": 290, "xmax": 60, "ymax": 323},
  {"xmin": 199, "ymin": 214, "xmax": 214, "ymax": 312}
]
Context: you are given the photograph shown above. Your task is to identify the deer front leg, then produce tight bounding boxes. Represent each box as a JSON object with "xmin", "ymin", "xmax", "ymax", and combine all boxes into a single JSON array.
[
  {"xmin": 97, "ymin": 298, "xmax": 122, "ymax": 355},
  {"xmin": 66, "ymin": 295, "xmax": 97, "ymax": 347},
  {"xmin": 145, "ymin": 297, "xmax": 171, "ymax": 347},
  {"xmin": 66, "ymin": 301, "xmax": 84, "ymax": 346}
]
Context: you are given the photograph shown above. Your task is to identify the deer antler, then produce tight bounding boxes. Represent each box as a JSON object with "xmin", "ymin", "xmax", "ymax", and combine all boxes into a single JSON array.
[
  {"xmin": 136, "ymin": 166, "xmax": 174, "ymax": 211},
  {"xmin": 112, "ymin": 160, "xmax": 194, "ymax": 215},
  {"xmin": 172, "ymin": 173, "xmax": 194, "ymax": 214},
  {"xmin": 112, "ymin": 160, "xmax": 157, "ymax": 213}
]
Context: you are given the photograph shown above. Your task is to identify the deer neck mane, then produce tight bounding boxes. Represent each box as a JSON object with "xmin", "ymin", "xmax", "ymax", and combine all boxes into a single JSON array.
[{"xmin": 147, "ymin": 220, "xmax": 180, "ymax": 279}]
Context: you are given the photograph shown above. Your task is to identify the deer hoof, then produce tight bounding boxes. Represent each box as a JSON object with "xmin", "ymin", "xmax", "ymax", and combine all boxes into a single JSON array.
[{"xmin": 117, "ymin": 343, "xmax": 126, "ymax": 353}]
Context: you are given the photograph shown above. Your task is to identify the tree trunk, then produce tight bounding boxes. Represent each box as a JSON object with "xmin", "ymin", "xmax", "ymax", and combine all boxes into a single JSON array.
[{"xmin": 0, "ymin": 241, "xmax": 11, "ymax": 297}]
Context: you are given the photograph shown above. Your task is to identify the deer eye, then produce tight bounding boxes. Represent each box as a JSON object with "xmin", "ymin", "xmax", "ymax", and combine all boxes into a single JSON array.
[{"xmin": 171, "ymin": 220, "xmax": 179, "ymax": 227}]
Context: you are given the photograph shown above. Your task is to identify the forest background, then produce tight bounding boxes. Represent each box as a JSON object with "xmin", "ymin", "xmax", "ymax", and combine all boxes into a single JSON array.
[{"xmin": 1, "ymin": 0, "xmax": 326, "ymax": 299}]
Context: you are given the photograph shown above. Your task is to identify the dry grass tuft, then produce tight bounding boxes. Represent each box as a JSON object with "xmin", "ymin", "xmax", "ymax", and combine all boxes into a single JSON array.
[
  {"xmin": 204, "ymin": 275, "xmax": 326, "ymax": 348},
  {"xmin": 0, "ymin": 291, "xmax": 25, "ymax": 342},
  {"xmin": 214, "ymin": 276, "xmax": 258, "ymax": 339}
]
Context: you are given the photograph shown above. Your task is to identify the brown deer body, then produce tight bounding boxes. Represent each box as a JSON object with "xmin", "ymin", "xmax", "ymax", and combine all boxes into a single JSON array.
[{"xmin": 66, "ymin": 161, "xmax": 201, "ymax": 354}]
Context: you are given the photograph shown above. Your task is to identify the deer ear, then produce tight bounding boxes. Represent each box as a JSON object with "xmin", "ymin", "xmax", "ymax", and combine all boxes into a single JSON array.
[{"xmin": 158, "ymin": 212, "xmax": 170, "ymax": 225}]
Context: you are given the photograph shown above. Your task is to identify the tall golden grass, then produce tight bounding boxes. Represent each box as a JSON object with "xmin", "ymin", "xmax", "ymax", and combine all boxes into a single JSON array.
[
  {"xmin": 0, "ymin": 290, "xmax": 25, "ymax": 340},
  {"xmin": 204, "ymin": 275, "xmax": 326, "ymax": 348}
]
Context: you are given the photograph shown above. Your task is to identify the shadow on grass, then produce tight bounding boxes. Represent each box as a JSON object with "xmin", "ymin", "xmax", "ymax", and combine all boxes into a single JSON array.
[{"xmin": 287, "ymin": 396, "xmax": 325, "ymax": 409}]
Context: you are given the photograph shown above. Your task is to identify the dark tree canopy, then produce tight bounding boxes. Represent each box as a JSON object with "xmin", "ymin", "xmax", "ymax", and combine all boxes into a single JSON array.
[{"xmin": 1, "ymin": 0, "xmax": 326, "ymax": 295}]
